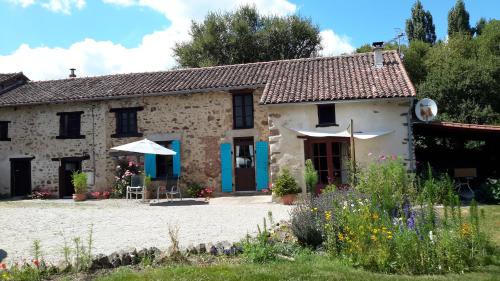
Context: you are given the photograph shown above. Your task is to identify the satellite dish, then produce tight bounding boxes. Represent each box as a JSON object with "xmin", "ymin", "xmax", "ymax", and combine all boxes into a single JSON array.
[{"xmin": 415, "ymin": 98, "xmax": 438, "ymax": 122}]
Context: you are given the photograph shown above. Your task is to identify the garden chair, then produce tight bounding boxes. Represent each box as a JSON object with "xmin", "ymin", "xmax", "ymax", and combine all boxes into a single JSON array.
[
  {"xmin": 156, "ymin": 176, "xmax": 182, "ymax": 202},
  {"xmin": 126, "ymin": 174, "xmax": 145, "ymax": 200},
  {"xmin": 454, "ymin": 168, "xmax": 476, "ymax": 197}
]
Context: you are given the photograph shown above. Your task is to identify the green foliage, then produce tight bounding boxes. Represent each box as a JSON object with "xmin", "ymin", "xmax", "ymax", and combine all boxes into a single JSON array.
[
  {"xmin": 304, "ymin": 159, "xmax": 318, "ymax": 193},
  {"xmin": 144, "ymin": 176, "xmax": 152, "ymax": 189},
  {"xmin": 475, "ymin": 178, "xmax": 500, "ymax": 204},
  {"xmin": 317, "ymin": 158, "xmax": 493, "ymax": 274},
  {"xmin": 272, "ymin": 168, "xmax": 299, "ymax": 197},
  {"xmin": 290, "ymin": 200, "xmax": 323, "ymax": 247},
  {"xmin": 71, "ymin": 171, "xmax": 88, "ymax": 194},
  {"xmin": 417, "ymin": 20, "xmax": 500, "ymax": 124},
  {"xmin": 242, "ymin": 218, "xmax": 278, "ymax": 263},
  {"xmin": 186, "ymin": 182, "xmax": 203, "ymax": 198},
  {"xmin": 402, "ymin": 40, "xmax": 431, "ymax": 85},
  {"xmin": 405, "ymin": 0, "xmax": 436, "ymax": 44},
  {"xmin": 173, "ymin": 5, "xmax": 321, "ymax": 68},
  {"xmin": 356, "ymin": 157, "xmax": 415, "ymax": 214},
  {"xmin": 355, "ymin": 42, "xmax": 398, "ymax": 53},
  {"xmin": 448, "ymin": 0, "xmax": 472, "ymax": 37}
]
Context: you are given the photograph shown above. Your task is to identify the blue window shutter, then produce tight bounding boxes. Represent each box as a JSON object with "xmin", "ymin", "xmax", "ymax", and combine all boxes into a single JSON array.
[
  {"xmin": 255, "ymin": 141, "xmax": 269, "ymax": 191},
  {"xmin": 171, "ymin": 140, "xmax": 181, "ymax": 177},
  {"xmin": 144, "ymin": 154, "xmax": 156, "ymax": 178},
  {"xmin": 220, "ymin": 143, "xmax": 233, "ymax": 192}
]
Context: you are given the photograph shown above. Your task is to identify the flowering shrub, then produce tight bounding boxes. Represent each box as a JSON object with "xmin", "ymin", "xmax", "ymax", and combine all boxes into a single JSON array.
[
  {"xmin": 31, "ymin": 187, "xmax": 53, "ymax": 200},
  {"xmin": 186, "ymin": 182, "xmax": 203, "ymax": 198},
  {"xmin": 199, "ymin": 187, "xmax": 213, "ymax": 199},
  {"xmin": 291, "ymin": 157, "xmax": 493, "ymax": 275},
  {"xmin": 113, "ymin": 159, "xmax": 142, "ymax": 198}
]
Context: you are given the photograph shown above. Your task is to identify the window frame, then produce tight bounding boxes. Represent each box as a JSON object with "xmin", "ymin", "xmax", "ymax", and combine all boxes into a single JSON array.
[
  {"xmin": 56, "ymin": 111, "xmax": 85, "ymax": 139},
  {"xmin": 110, "ymin": 107, "xmax": 144, "ymax": 138},
  {"xmin": 316, "ymin": 104, "xmax": 338, "ymax": 127},
  {"xmin": 232, "ymin": 92, "xmax": 254, "ymax": 130},
  {"xmin": 0, "ymin": 121, "xmax": 11, "ymax": 141}
]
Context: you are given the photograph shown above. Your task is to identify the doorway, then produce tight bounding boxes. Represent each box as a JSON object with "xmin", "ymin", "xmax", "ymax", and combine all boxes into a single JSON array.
[
  {"xmin": 304, "ymin": 138, "xmax": 349, "ymax": 191},
  {"xmin": 234, "ymin": 137, "xmax": 256, "ymax": 191},
  {"xmin": 59, "ymin": 159, "xmax": 82, "ymax": 198},
  {"xmin": 10, "ymin": 158, "xmax": 32, "ymax": 197}
]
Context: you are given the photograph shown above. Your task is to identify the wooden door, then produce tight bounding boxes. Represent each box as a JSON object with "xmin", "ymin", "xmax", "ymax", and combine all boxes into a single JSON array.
[
  {"xmin": 304, "ymin": 138, "xmax": 348, "ymax": 192},
  {"xmin": 59, "ymin": 160, "xmax": 82, "ymax": 198},
  {"xmin": 234, "ymin": 137, "xmax": 256, "ymax": 191},
  {"xmin": 11, "ymin": 159, "xmax": 32, "ymax": 197}
]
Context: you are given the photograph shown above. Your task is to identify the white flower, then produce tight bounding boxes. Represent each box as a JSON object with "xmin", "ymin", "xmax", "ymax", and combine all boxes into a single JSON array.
[{"xmin": 428, "ymin": 231, "xmax": 434, "ymax": 242}]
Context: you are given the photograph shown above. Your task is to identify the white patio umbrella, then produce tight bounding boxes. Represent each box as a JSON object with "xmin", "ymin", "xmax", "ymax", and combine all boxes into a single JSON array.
[{"xmin": 111, "ymin": 138, "xmax": 176, "ymax": 155}]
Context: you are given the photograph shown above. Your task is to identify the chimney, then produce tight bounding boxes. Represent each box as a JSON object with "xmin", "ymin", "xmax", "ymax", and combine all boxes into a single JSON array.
[
  {"xmin": 372, "ymin": 42, "xmax": 384, "ymax": 68},
  {"xmin": 69, "ymin": 68, "xmax": 76, "ymax": 78}
]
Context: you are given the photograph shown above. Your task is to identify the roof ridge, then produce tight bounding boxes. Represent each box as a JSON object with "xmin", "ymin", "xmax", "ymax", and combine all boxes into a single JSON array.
[{"xmin": 27, "ymin": 51, "xmax": 395, "ymax": 83}]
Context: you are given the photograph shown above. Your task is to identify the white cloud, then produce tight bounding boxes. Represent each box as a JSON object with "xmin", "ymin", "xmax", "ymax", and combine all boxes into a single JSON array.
[
  {"xmin": 8, "ymin": 0, "xmax": 35, "ymax": 8},
  {"xmin": 319, "ymin": 30, "xmax": 355, "ymax": 56},
  {"xmin": 8, "ymin": 0, "xmax": 86, "ymax": 13},
  {"xmin": 41, "ymin": 0, "xmax": 86, "ymax": 14},
  {"xmin": 0, "ymin": 0, "xmax": 354, "ymax": 80}
]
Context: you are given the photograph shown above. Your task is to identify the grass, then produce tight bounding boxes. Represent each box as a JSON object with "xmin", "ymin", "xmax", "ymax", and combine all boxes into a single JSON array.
[
  {"xmin": 97, "ymin": 255, "xmax": 500, "ymax": 281},
  {"xmin": 96, "ymin": 204, "xmax": 500, "ymax": 281}
]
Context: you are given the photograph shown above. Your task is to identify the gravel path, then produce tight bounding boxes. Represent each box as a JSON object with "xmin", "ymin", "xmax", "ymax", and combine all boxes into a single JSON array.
[{"xmin": 0, "ymin": 196, "xmax": 292, "ymax": 264}]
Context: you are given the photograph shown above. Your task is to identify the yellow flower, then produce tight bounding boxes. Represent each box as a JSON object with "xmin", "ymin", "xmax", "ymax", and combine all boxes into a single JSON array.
[
  {"xmin": 386, "ymin": 231, "xmax": 392, "ymax": 235},
  {"xmin": 387, "ymin": 235, "xmax": 393, "ymax": 240},
  {"xmin": 460, "ymin": 223, "xmax": 472, "ymax": 237},
  {"xmin": 382, "ymin": 226, "xmax": 387, "ymax": 231},
  {"xmin": 338, "ymin": 232, "xmax": 345, "ymax": 241},
  {"xmin": 312, "ymin": 207, "xmax": 318, "ymax": 212},
  {"xmin": 372, "ymin": 228, "xmax": 378, "ymax": 234},
  {"xmin": 324, "ymin": 211, "xmax": 332, "ymax": 220},
  {"xmin": 372, "ymin": 213, "xmax": 379, "ymax": 220},
  {"xmin": 370, "ymin": 235, "xmax": 377, "ymax": 241}
]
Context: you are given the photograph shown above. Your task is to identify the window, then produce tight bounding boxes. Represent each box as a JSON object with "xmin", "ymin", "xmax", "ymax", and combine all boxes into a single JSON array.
[
  {"xmin": 233, "ymin": 93, "xmax": 254, "ymax": 129},
  {"xmin": 155, "ymin": 141, "xmax": 173, "ymax": 179},
  {"xmin": 306, "ymin": 139, "xmax": 347, "ymax": 186},
  {"xmin": 0, "ymin": 121, "xmax": 10, "ymax": 141},
  {"xmin": 57, "ymin": 112, "xmax": 84, "ymax": 139},
  {"xmin": 316, "ymin": 104, "xmax": 337, "ymax": 127},
  {"xmin": 110, "ymin": 107, "xmax": 143, "ymax": 138}
]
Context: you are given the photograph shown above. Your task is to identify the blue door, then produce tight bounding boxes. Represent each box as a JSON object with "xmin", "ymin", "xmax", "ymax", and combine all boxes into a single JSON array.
[
  {"xmin": 220, "ymin": 143, "xmax": 232, "ymax": 192},
  {"xmin": 255, "ymin": 141, "xmax": 269, "ymax": 191}
]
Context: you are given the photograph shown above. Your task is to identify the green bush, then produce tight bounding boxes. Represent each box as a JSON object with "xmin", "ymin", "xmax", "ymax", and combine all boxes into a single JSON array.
[
  {"xmin": 475, "ymin": 178, "xmax": 500, "ymax": 204},
  {"xmin": 186, "ymin": 183, "xmax": 203, "ymax": 198},
  {"xmin": 304, "ymin": 159, "xmax": 318, "ymax": 193},
  {"xmin": 273, "ymin": 168, "xmax": 299, "ymax": 197},
  {"xmin": 419, "ymin": 165, "xmax": 454, "ymax": 204},
  {"xmin": 71, "ymin": 171, "xmax": 88, "ymax": 194},
  {"xmin": 315, "ymin": 158, "xmax": 493, "ymax": 274},
  {"xmin": 242, "ymin": 218, "xmax": 278, "ymax": 263}
]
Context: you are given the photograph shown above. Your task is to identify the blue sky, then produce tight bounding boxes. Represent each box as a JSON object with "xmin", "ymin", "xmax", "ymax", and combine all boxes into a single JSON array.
[{"xmin": 0, "ymin": 0, "xmax": 498, "ymax": 80}]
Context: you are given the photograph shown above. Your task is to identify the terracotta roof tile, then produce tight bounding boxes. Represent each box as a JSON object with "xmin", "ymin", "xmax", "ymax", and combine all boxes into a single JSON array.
[{"xmin": 0, "ymin": 51, "xmax": 415, "ymax": 107}]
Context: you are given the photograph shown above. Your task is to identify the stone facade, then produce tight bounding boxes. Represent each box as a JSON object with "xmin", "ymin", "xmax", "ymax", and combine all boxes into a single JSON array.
[{"xmin": 0, "ymin": 89, "xmax": 269, "ymax": 196}]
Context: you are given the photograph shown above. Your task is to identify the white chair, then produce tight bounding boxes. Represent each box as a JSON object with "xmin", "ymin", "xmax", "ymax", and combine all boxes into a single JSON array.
[
  {"xmin": 126, "ymin": 175, "xmax": 145, "ymax": 200},
  {"xmin": 156, "ymin": 176, "xmax": 182, "ymax": 202}
]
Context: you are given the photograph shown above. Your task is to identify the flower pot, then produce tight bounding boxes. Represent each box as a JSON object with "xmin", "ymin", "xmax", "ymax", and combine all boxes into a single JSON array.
[
  {"xmin": 73, "ymin": 193, "xmax": 86, "ymax": 201},
  {"xmin": 280, "ymin": 194, "xmax": 297, "ymax": 205}
]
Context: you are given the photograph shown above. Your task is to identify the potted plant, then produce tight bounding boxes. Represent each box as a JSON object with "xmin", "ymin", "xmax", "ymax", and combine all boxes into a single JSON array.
[
  {"xmin": 273, "ymin": 168, "xmax": 299, "ymax": 205},
  {"xmin": 102, "ymin": 191, "xmax": 111, "ymax": 199},
  {"xmin": 71, "ymin": 171, "xmax": 88, "ymax": 201}
]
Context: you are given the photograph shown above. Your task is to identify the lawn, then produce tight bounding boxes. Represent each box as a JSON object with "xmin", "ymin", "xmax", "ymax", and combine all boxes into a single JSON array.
[{"xmin": 96, "ymin": 205, "xmax": 500, "ymax": 281}]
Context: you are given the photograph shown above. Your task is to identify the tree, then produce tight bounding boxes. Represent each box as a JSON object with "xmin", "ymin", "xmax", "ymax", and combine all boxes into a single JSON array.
[
  {"xmin": 418, "ymin": 20, "xmax": 500, "ymax": 124},
  {"xmin": 355, "ymin": 42, "xmax": 398, "ymax": 53},
  {"xmin": 448, "ymin": 0, "xmax": 471, "ymax": 36},
  {"xmin": 173, "ymin": 5, "xmax": 321, "ymax": 68},
  {"xmin": 402, "ymin": 40, "xmax": 431, "ymax": 85},
  {"xmin": 473, "ymin": 18, "xmax": 487, "ymax": 36},
  {"xmin": 405, "ymin": 0, "xmax": 436, "ymax": 44}
]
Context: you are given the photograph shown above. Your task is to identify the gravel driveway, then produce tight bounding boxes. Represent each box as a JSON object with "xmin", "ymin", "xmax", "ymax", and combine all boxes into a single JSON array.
[{"xmin": 0, "ymin": 196, "xmax": 292, "ymax": 264}]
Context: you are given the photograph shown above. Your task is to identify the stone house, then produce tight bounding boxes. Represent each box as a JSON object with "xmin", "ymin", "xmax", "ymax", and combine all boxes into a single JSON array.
[{"xmin": 0, "ymin": 49, "xmax": 416, "ymax": 198}]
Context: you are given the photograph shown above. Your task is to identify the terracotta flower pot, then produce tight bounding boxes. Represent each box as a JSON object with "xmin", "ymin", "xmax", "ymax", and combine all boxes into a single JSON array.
[
  {"xmin": 73, "ymin": 193, "xmax": 87, "ymax": 201},
  {"xmin": 280, "ymin": 194, "xmax": 297, "ymax": 205}
]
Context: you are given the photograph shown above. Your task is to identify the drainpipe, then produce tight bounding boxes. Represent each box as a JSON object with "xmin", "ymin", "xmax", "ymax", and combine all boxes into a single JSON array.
[
  {"xmin": 407, "ymin": 99, "xmax": 415, "ymax": 172},
  {"xmin": 91, "ymin": 104, "xmax": 96, "ymax": 185}
]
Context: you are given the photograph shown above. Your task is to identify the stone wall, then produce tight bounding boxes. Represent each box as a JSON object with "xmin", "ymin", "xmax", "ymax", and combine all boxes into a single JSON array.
[
  {"xmin": 0, "ymin": 88, "xmax": 269, "ymax": 196},
  {"xmin": 266, "ymin": 99, "xmax": 413, "ymax": 189}
]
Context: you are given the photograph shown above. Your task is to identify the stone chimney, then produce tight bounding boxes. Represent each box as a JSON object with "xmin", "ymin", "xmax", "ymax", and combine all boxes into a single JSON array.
[
  {"xmin": 372, "ymin": 42, "xmax": 384, "ymax": 68},
  {"xmin": 69, "ymin": 68, "xmax": 76, "ymax": 78}
]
